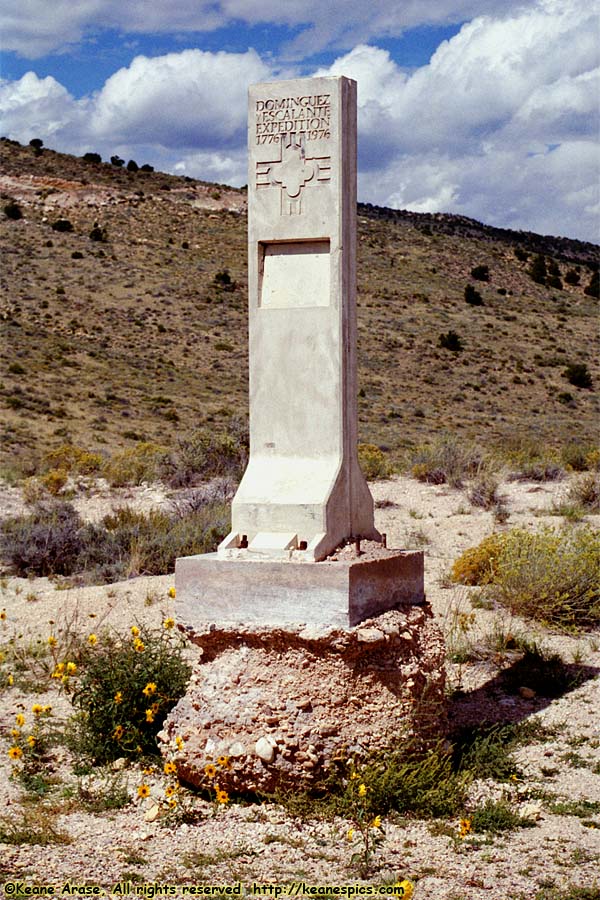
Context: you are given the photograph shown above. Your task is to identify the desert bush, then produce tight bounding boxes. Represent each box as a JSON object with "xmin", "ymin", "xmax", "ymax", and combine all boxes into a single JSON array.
[
  {"xmin": 468, "ymin": 472, "xmax": 500, "ymax": 509},
  {"xmin": 438, "ymin": 330, "xmax": 463, "ymax": 352},
  {"xmin": 564, "ymin": 269, "xmax": 580, "ymax": 286},
  {"xmin": 464, "ymin": 284, "xmax": 484, "ymax": 306},
  {"xmin": 101, "ymin": 503, "xmax": 229, "ymax": 577},
  {"xmin": 4, "ymin": 201, "xmax": 23, "ymax": 220},
  {"xmin": 110, "ymin": 155, "xmax": 124, "ymax": 167},
  {"xmin": 470, "ymin": 264, "xmax": 489, "ymax": 281},
  {"xmin": 89, "ymin": 224, "xmax": 107, "ymax": 242},
  {"xmin": 514, "ymin": 246, "xmax": 529, "ymax": 262},
  {"xmin": 528, "ymin": 254, "xmax": 547, "ymax": 285},
  {"xmin": 561, "ymin": 443, "xmax": 599, "ymax": 472},
  {"xmin": 126, "ymin": 159, "xmax": 139, "ymax": 172},
  {"xmin": 410, "ymin": 434, "xmax": 486, "ymax": 488},
  {"xmin": 584, "ymin": 270, "xmax": 599, "ymax": 299},
  {"xmin": 563, "ymin": 362, "xmax": 593, "ymax": 389},
  {"xmin": 358, "ymin": 443, "xmax": 391, "ymax": 480},
  {"xmin": 164, "ymin": 424, "xmax": 248, "ymax": 487},
  {"xmin": 51, "ymin": 219, "xmax": 73, "ymax": 233},
  {"xmin": 451, "ymin": 532, "xmax": 507, "ymax": 585},
  {"xmin": 566, "ymin": 472, "xmax": 600, "ymax": 512},
  {"xmin": 140, "ymin": 163, "xmax": 154, "ymax": 173},
  {"xmin": 470, "ymin": 799, "xmax": 535, "ymax": 834},
  {"xmin": 213, "ymin": 269, "xmax": 235, "ymax": 290},
  {"xmin": 0, "ymin": 502, "xmax": 113, "ymax": 577},
  {"xmin": 39, "ymin": 468, "xmax": 69, "ymax": 496},
  {"xmin": 42, "ymin": 443, "xmax": 102, "ymax": 476},
  {"xmin": 327, "ymin": 743, "xmax": 470, "ymax": 820},
  {"xmin": 0, "ymin": 499, "xmax": 228, "ymax": 583},
  {"xmin": 103, "ymin": 442, "xmax": 169, "ymax": 486},
  {"xmin": 29, "ymin": 138, "xmax": 44, "ymax": 149},
  {"xmin": 453, "ymin": 526, "xmax": 600, "ymax": 628},
  {"xmin": 82, "ymin": 152, "xmax": 102, "ymax": 164},
  {"xmin": 70, "ymin": 624, "xmax": 191, "ymax": 763}
]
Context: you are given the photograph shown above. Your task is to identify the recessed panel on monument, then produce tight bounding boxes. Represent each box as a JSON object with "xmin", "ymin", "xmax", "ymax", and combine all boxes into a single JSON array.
[{"xmin": 218, "ymin": 76, "xmax": 379, "ymax": 562}]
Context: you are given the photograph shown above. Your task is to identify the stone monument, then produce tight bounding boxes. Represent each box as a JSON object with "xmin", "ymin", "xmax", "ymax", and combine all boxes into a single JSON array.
[
  {"xmin": 176, "ymin": 75, "xmax": 425, "ymax": 629},
  {"xmin": 162, "ymin": 77, "xmax": 444, "ymax": 793}
]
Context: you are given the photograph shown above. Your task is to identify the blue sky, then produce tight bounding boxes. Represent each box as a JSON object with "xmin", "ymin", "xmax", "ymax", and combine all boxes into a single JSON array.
[{"xmin": 1, "ymin": 0, "xmax": 598, "ymax": 242}]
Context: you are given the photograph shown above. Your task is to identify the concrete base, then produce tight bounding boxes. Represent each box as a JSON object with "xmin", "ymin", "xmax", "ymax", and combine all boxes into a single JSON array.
[{"xmin": 175, "ymin": 549, "xmax": 424, "ymax": 629}]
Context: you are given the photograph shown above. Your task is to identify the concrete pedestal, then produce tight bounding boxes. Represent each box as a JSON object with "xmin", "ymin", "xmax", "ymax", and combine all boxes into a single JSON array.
[{"xmin": 175, "ymin": 548, "xmax": 424, "ymax": 630}]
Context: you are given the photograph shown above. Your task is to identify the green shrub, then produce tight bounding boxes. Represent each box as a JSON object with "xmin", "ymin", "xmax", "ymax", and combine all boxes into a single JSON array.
[
  {"xmin": 453, "ymin": 526, "xmax": 600, "ymax": 629},
  {"xmin": 564, "ymin": 269, "xmax": 580, "ymax": 286},
  {"xmin": 561, "ymin": 443, "xmax": 599, "ymax": 472},
  {"xmin": 563, "ymin": 362, "xmax": 593, "ymax": 389},
  {"xmin": 70, "ymin": 624, "xmax": 191, "ymax": 763},
  {"xmin": 464, "ymin": 284, "xmax": 484, "ymax": 306},
  {"xmin": 358, "ymin": 443, "xmax": 391, "ymax": 480},
  {"xmin": 470, "ymin": 264, "xmax": 489, "ymax": 281},
  {"xmin": 4, "ymin": 201, "xmax": 23, "ymax": 220},
  {"xmin": 470, "ymin": 799, "xmax": 535, "ymax": 833},
  {"xmin": 82, "ymin": 152, "xmax": 102, "ymax": 164},
  {"xmin": 328, "ymin": 743, "xmax": 470, "ymax": 819}
]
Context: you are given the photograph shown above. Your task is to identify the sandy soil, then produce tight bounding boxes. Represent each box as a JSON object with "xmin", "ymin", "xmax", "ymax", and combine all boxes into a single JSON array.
[{"xmin": 1, "ymin": 474, "xmax": 599, "ymax": 899}]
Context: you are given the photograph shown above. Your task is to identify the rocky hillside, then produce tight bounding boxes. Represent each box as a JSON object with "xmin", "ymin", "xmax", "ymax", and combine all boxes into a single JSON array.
[{"xmin": 1, "ymin": 138, "xmax": 598, "ymax": 475}]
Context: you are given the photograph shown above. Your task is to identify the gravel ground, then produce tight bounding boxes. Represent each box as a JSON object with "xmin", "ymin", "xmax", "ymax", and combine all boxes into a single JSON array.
[{"xmin": 1, "ymin": 474, "xmax": 599, "ymax": 899}]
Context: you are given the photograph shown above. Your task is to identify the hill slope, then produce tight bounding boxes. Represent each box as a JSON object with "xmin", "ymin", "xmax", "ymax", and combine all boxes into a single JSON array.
[{"xmin": 1, "ymin": 139, "xmax": 598, "ymax": 474}]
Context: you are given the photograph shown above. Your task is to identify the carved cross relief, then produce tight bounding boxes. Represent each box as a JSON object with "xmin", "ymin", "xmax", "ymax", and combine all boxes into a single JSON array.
[{"xmin": 256, "ymin": 134, "xmax": 331, "ymax": 215}]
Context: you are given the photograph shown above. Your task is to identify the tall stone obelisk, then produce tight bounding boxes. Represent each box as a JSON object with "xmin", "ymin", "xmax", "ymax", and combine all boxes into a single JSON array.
[{"xmin": 219, "ymin": 76, "xmax": 379, "ymax": 562}]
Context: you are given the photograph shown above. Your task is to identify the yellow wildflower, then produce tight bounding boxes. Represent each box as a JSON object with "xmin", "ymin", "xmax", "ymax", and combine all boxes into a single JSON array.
[
  {"xmin": 396, "ymin": 881, "xmax": 413, "ymax": 900},
  {"xmin": 11, "ymin": 729, "xmax": 20, "ymax": 738},
  {"xmin": 131, "ymin": 626, "xmax": 140, "ymax": 637},
  {"xmin": 114, "ymin": 691, "xmax": 123, "ymax": 704},
  {"xmin": 32, "ymin": 704, "xmax": 43, "ymax": 716},
  {"xmin": 218, "ymin": 755, "xmax": 232, "ymax": 769},
  {"xmin": 349, "ymin": 771, "xmax": 359, "ymax": 780},
  {"xmin": 168, "ymin": 587, "xmax": 176, "ymax": 599},
  {"xmin": 142, "ymin": 682, "xmax": 157, "ymax": 697},
  {"xmin": 216, "ymin": 788, "xmax": 229, "ymax": 804},
  {"xmin": 7, "ymin": 674, "xmax": 14, "ymax": 685},
  {"xmin": 164, "ymin": 761, "xmax": 177, "ymax": 775},
  {"xmin": 165, "ymin": 785, "xmax": 178, "ymax": 797},
  {"xmin": 15, "ymin": 714, "xmax": 25, "ymax": 727},
  {"xmin": 145, "ymin": 709, "xmax": 155, "ymax": 723},
  {"xmin": 358, "ymin": 783, "xmax": 367, "ymax": 797},
  {"xmin": 163, "ymin": 617, "xmax": 175, "ymax": 629},
  {"xmin": 347, "ymin": 828, "xmax": 354, "ymax": 841},
  {"xmin": 204, "ymin": 763, "xmax": 217, "ymax": 780},
  {"xmin": 8, "ymin": 746, "xmax": 23, "ymax": 760},
  {"xmin": 42, "ymin": 704, "xmax": 52, "ymax": 713},
  {"xmin": 459, "ymin": 818, "xmax": 472, "ymax": 838},
  {"xmin": 66, "ymin": 661, "xmax": 77, "ymax": 674},
  {"xmin": 175, "ymin": 736, "xmax": 185, "ymax": 750},
  {"xmin": 168, "ymin": 797, "xmax": 178, "ymax": 808},
  {"xmin": 137, "ymin": 784, "xmax": 150, "ymax": 799},
  {"xmin": 371, "ymin": 815, "xmax": 382, "ymax": 829},
  {"xmin": 47, "ymin": 635, "xmax": 57, "ymax": 647},
  {"xmin": 113, "ymin": 725, "xmax": 124, "ymax": 740},
  {"xmin": 27, "ymin": 735, "xmax": 36, "ymax": 748},
  {"xmin": 52, "ymin": 662, "xmax": 65, "ymax": 678},
  {"xmin": 133, "ymin": 638, "xmax": 145, "ymax": 653},
  {"xmin": 88, "ymin": 633, "xmax": 98, "ymax": 646}
]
